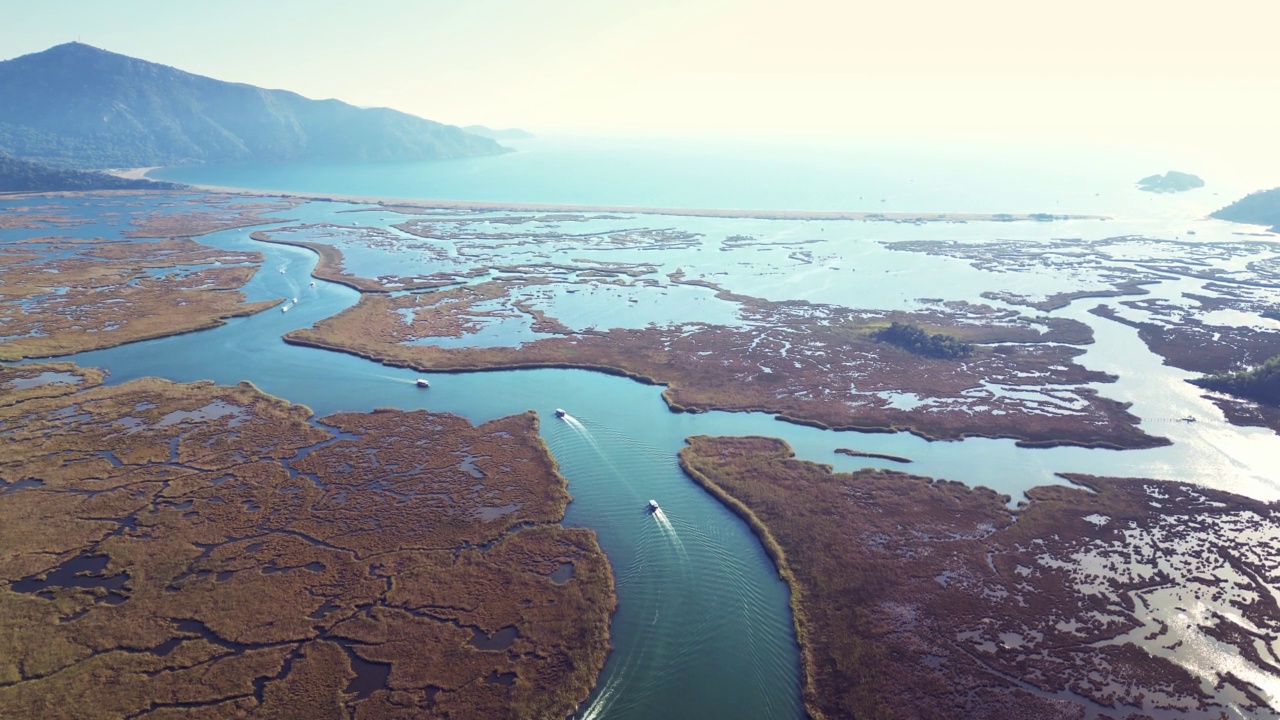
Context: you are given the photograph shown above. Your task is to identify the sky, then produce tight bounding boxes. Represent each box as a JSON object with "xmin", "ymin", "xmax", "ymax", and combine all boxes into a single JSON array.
[{"xmin": 4, "ymin": 0, "xmax": 1279, "ymax": 155}]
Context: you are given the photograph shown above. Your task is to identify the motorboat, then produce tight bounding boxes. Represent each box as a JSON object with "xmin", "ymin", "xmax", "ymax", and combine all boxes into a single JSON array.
[
  {"xmin": 648, "ymin": 500, "xmax": 660, "ymax": 513},
  {"xmin": 554, "ymin": 408, "xmax": 567, "ymax": 418},
  {"xmin": 309, "ymin": 281, "xmax": 316, "ymax": 286},
  {"xmin": 281, "ymin": 305, "xmax": 289, "ymax": 313},
  {"xmin": 416, "ymin": 379, "xmax": 430, "ymax": 388}
]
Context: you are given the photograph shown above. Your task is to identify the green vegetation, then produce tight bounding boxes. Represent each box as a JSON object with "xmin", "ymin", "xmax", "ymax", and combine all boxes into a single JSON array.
[
  {"xmin": 1136, "ymin": 171, "xmax": 1204, "ymax": 193},
  {"xmin": 1211, "ymin": 187, "xmax": 1280, "ymax": 232},
  {"xmin": 870, "ymin": 321, "xmax": 973, "ymax": 359},
  {"xmin": 1191, "ymin": 354, "xmax": 1280, "ymax": 405},
  {"xmin": 0, "ymin": 43, "xmax": 508, "ymax": 169},
  {"xmin": 0, "ymin": 152, "xmax": 184, "ymax": 192}
]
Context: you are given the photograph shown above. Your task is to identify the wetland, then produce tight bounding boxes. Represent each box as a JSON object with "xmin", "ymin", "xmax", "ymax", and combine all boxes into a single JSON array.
[{"xmin": 3, "ymin": 167, "xmax": 1280, "ymax": 719}]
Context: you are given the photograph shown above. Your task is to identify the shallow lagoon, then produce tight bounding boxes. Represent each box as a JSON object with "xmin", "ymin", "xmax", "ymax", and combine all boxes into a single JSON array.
[{"xmin": 10, "ymin": 139, "xmax": 1280, "ymax": 717}]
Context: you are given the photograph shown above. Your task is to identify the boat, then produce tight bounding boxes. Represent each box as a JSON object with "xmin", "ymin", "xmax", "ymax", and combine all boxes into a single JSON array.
[
  {"xmin": 292, "ymin": 297, "xmax": 298, "ymax": 303},
  {"xmin": 281, "ymin": 305, "xmax": 289, "ymax": 313},
  {"xmin": 554, "ymin": 408, "xmax": 567, "ymax": 418},
  {"xmin": 416, "ymin": 379, "xmax": 430, "ymax": 388},
  {"xmin": 1182, "ymin": 415, "xmax": 1197, "ymax": 423},
  {"xmin": 648, "ymin": 499, "xmax": 660, "ymax": 513},
  {"xmin": 309, "ymin": 281, "xmax": 316, "ymax": 286}
]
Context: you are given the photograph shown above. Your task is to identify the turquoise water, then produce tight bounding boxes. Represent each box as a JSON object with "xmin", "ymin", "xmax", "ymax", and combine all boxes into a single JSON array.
[
  {"xmin": 9, "ymin": 137, "xmax": 1280, "ymax": 717},
  {"xmin": 150, "ymin": 134, "xmax": 1275, "ymax": 217}
]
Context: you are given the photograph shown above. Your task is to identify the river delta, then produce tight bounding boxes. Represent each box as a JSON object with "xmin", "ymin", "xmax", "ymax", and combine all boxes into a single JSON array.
[{"xmin": 2, "ymin": 187, "xmax": 1279, "ymax": 719}]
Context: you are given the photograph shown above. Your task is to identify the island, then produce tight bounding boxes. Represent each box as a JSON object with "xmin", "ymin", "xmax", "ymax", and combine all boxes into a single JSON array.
[
  {"xmin": 284, "ymin": 275, "xmax": 1166, "ymax": 449},
  {"xmin": 679, "ymin": 434, "xmax": 1280, "ymax": 720},
  {"xmin": 0, "ymin": 369, "xmax": 614, "ymax": 719},
  {"xmin": 1136, "ymin": 171, "xmax": 1204, "ymax": 193}
]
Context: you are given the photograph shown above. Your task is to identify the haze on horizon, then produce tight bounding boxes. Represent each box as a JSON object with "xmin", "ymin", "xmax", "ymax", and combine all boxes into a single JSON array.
[{"xmin": 5, "ymin": 0, "xmax": 1279, "ymax": 169}]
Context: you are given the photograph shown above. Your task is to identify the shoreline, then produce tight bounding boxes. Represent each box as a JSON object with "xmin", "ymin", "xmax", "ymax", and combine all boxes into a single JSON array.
[{"xmin": 103, "ymin": 167, "xmax": 1109, "ymax": 223}]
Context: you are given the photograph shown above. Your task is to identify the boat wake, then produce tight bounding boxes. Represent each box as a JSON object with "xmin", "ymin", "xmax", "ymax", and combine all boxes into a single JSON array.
[
  {"xmin": 652, "ymin": 507, "xmax": 688, "ymax": 558},
  {"xmin": 560, "ymin": 413, "xmax": 634, "ymax": 487}
]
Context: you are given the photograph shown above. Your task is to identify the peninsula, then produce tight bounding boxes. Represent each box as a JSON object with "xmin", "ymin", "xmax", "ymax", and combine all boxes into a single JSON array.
[
  {"xmin": 0, "ymin": 369, "xmax": 614, "ymax": 719},
  {"xmin": 679, "ymin": 435, "xmax": 1280, "ymax": 720}
]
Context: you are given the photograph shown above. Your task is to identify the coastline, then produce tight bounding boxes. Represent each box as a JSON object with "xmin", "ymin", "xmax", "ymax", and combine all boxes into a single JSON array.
[
  {"xmin": 103, "ymin": 168, "xmax": 1108, "ymax": 224},
  {"xmin": 108, "ymin": 166, "xmax": 161, "ymax": 180}
]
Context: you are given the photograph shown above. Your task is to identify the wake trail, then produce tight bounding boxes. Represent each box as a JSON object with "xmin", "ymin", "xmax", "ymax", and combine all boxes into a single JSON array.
[
  {"xmin": 561, "ymin": 414, "xmax": 633, "ymax": 485},
  {"xmin": 653, "ymin": 508, "xmax": 689, "ymax": 559}
]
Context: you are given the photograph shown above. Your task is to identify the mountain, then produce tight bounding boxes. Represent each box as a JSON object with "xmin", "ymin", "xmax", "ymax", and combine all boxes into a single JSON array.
[
  {"xmin": 1212, "ymin": 187, "xmax": 1280, "ymax": 233},
  {"xmin": 0, "ymin": 43, "xmax": 508, "ymax": 169},
  {"xmin": 0, "ymin": 152, "xmax": 186, "ymax": 192},
  {"xmin": 462, "ymin": 125, "xmax": 535, "ymax": 140}
]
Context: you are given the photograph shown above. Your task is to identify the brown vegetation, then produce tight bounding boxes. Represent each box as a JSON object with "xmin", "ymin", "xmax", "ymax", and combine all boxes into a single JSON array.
[
  {"xmin": 251, "ymin": 227, "xmax": 470, "ymax": 292},
  {"xmin": 0, "ymin": 374, "xmax": 615, "ymax": 719},
  {"xmin": 125, "ymin": 196, "xmax": 299, "ymax": 238},
  {"xmin": 1090, "ymin": 303, "xmax": 1280, "ymax": 376},
  {"xmin": 189, "ymin": 186, "xmax": 1107, "ymax": 223},
  {"xmin": 679, "ymin": 435, "xmax": 1280, "ymax": 720},
  {"xmin": 834, "ymin": 448, "xmax": 912, "ymax": 464},
  {"xmin": 0, "ymin": 362, "xmax": 104, "ymax": 407},
  {"xmin": 286, "ymin": 280, "xmax": 1165, "ymax": 449},
  {"xmin": 0, "ymin": 236, "xmax": 278, "ymax": 360}
]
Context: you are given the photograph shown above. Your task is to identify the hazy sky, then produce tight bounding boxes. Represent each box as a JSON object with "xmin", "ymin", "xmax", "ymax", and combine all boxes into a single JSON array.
[{"xmin": 4, "ymin": 0, "xmax": 1278, "ymax": 151}]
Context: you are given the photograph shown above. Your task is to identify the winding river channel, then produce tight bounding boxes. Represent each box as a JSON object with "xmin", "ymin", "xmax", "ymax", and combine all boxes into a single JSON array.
[{"xmin": 39, "ymin": 189, "xmax": 1280, "ymax": 718}]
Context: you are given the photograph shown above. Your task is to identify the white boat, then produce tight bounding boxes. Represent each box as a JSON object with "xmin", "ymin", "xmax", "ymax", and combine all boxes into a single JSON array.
[
  {"xmin": 292, "ymin": 297, "xmax": 298, "ymax": 303},
  {"xmin": 416, "ymin": 379, "xmax": 430, "ymax": 388},
  {"xmin": 554, "ymin": 408, "xmax": 567, "ymax": 418},
  {"xmin": 281, "ymin": 305, "xmax": 289, "ymax": 313},
  {"xmin": 309, "ymin": 281, "xmax": 316, "ymax": 286},
  {"xmin": 648, "ymin": 499, "xmax": 660, "ymax": 513}
]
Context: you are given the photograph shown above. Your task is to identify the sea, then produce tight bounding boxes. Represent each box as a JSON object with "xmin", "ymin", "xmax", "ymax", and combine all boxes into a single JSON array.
[{"xmin": 33, "ymin": 133, "xmax": 1280, "ymax": 718}]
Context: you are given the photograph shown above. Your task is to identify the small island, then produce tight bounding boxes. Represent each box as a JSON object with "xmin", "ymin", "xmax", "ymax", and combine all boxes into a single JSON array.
[{"xmin": 1137, "ymin": 170, "xmax": 1204, "ymax": 193}]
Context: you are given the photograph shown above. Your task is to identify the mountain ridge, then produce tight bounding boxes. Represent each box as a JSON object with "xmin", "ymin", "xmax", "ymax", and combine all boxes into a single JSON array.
[{"xmin": 0, "ymin": 42, "xmax": 508, "ymax": 169}]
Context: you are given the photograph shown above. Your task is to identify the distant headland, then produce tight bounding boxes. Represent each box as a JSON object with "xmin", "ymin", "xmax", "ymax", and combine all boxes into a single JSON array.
[
  {"xmin": 1211, "ymin": 186, "xmax": 1280, "ymax": 233},
  {"xmin": 462, "ymin": 125, "xmax": 536, "ymax": 140},
  {"xmin": 0, "ymin": 153, "xmax": 184, "ymax": 193}
]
